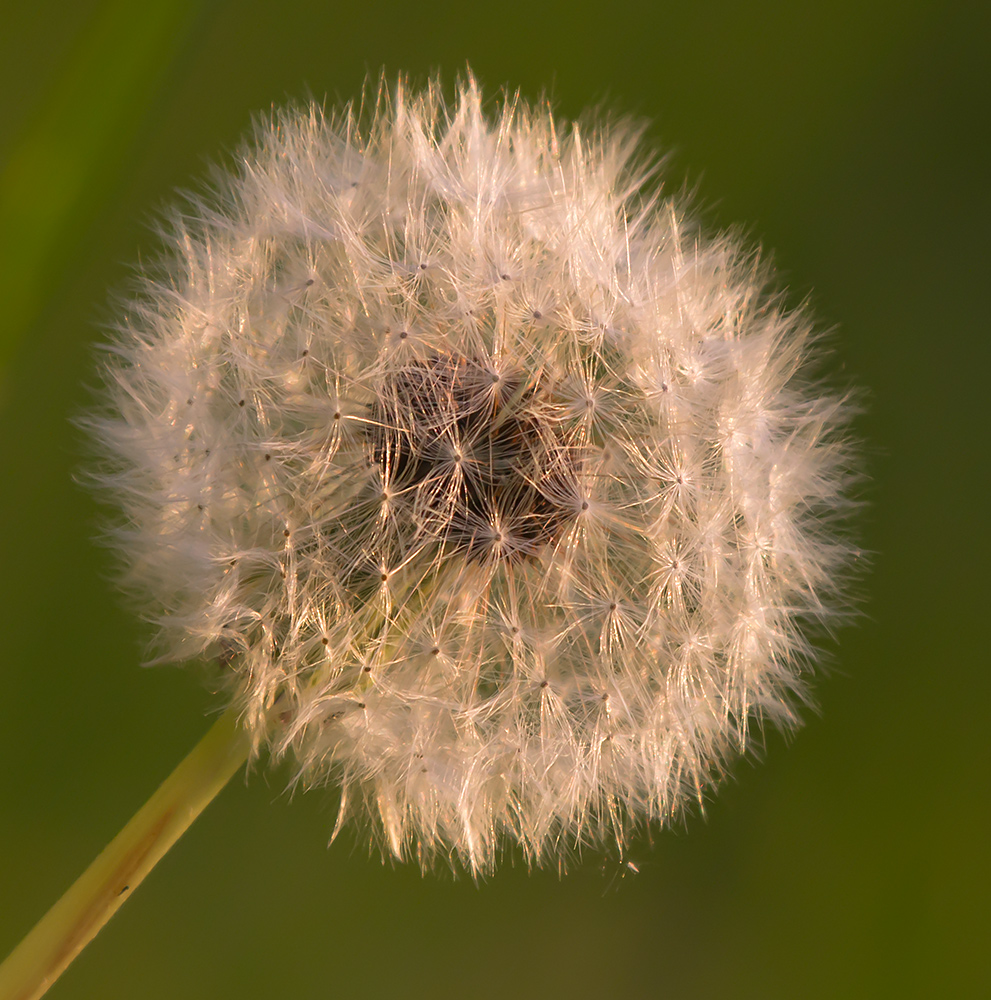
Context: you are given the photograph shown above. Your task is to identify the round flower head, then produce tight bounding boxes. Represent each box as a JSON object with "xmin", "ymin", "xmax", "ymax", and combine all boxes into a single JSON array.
[{"xmin": 90, "ymin": 76, "xmax": 858, "ymax": 873}]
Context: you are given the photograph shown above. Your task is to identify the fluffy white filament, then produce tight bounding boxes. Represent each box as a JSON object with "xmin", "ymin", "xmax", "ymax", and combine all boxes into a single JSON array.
[{"xmin": 89, "ymin": 76, "xmax": 858, "ymax": 873}]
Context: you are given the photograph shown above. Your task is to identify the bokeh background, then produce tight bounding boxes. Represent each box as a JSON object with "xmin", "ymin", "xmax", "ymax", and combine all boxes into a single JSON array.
[{"xmin": 1, "ymin": 1, "xmax": 987, "ymax": 997}]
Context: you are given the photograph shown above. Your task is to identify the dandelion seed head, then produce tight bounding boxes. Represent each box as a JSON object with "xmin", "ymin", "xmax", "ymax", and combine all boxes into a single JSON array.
[{"xmin": 88, "ymin": 74, "xmax": 860, "ymax": 873}]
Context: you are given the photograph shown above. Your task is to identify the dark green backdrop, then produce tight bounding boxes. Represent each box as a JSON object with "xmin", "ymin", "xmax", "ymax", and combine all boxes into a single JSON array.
[{"xmin": 2, "ymin": 2, "xmax": 987, "ymax": 997}]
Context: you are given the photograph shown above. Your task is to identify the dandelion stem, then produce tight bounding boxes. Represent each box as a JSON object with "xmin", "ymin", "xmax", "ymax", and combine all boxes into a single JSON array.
[{"xmin": 0, "ymin": 705, "xmax": 251, "ymax": 1000}]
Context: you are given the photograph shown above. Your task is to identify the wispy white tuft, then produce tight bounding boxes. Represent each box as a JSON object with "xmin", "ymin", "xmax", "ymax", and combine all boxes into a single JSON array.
[{"xmin": 87, "ymin": 75, "xmax": 860, "ymax": 873}]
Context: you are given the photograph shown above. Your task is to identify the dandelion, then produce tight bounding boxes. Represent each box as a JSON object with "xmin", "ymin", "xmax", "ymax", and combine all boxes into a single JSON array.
[{"xmin": 0, "ymin": 74, "xmax": 859, "ymax": 997}]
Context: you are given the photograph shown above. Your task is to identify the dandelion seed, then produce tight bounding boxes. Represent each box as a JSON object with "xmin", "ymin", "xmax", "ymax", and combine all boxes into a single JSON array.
[{"xmin": 85, "ymin": 74, "xmax": 860, "ymax": 876}]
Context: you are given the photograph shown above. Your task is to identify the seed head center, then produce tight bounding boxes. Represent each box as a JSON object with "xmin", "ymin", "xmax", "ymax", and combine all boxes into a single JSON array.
[{"xmin": 368, "ymin": 355, "xmax": 578, "ymax": 560}]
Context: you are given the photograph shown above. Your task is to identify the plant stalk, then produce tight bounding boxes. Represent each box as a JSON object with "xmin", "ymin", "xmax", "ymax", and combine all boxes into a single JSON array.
[{"xmin": 0, "ymin": 705, "xmax": 251, "ymax": 1000}]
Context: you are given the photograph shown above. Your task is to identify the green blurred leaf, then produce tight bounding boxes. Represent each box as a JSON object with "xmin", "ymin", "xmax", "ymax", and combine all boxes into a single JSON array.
[{"xmin": 0, "ymin": 0, "xmax": 199, "ymax": 379}]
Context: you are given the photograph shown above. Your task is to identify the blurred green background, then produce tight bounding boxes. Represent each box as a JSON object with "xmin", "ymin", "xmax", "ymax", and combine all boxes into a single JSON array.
[{"xmin": 1, "ymin": 1, "xmax": 987, "ymax": 997}]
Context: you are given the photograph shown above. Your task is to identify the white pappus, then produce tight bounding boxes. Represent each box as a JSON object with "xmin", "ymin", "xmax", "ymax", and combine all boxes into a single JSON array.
[{"xmin": 87, "ymin": 74, "xmax": 860, "ymax": 874}]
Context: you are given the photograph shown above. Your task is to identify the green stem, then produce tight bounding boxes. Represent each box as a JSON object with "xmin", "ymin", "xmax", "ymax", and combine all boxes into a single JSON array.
[{"xmin": 0, "ymin": 705, "xmax": 252, "ymax": 1000}]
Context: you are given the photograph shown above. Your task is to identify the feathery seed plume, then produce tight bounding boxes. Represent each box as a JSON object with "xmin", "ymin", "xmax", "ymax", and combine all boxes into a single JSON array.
[{"xmin": 88, "ymin": 75, "xmax": 859, "ymax": 873}]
